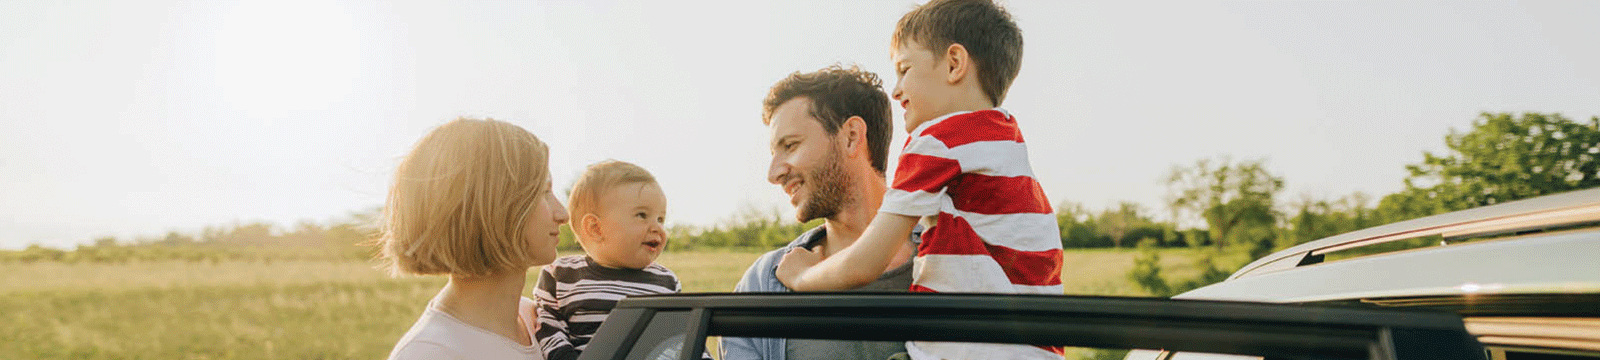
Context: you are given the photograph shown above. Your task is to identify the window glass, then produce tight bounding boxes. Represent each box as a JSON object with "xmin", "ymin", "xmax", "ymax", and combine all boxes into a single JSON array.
[{"xmin": 626, "ymin": 311, "xmax": 694, "ymax": 360}]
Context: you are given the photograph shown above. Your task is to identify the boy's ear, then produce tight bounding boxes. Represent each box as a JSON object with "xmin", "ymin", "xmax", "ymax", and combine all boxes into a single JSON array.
[
  {"xmin": 580, "ymin": 213, "xmax": 604, "ymax": 243},
  {"xmin": 839, "ymin": 116, "xmax": 868, "ymax": 159},
  {"xmin": 944, "ymin": 43, "xmax": 971, "ymax": 85}
]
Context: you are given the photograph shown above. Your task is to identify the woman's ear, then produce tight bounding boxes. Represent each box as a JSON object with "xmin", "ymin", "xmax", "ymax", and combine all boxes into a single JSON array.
[
  {"xmin": 580, "ymin": 213, "xmax": 604, "ymax": 243},
  {"xmin": 945, "ymin": 43, "xmax": 971, "ymax": 84}
]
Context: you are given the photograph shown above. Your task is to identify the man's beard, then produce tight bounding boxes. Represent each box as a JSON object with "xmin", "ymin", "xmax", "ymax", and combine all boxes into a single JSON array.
[{"xmin": 796, "ymin": 148, "xmax": 852, "ymax": 223}]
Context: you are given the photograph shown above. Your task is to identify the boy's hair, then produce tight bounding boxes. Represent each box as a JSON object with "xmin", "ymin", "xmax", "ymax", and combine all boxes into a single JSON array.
[
  {"xmin": 761, "ymin": 64, "xmax": 893, "ymax": 174},
  {"xmin": 566, "ymin": 160, "xmax": 658, "ymax": 245},
  {"xmin": 376, "ymin": 117, "xmax": 551, "ymax": 278},
  {"xmin": 893, "ymin": 0, "xmax": 1023, "ymax": 106}
]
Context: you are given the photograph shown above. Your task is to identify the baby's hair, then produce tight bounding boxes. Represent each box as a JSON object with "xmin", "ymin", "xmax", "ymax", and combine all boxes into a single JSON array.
[
  {"xmin": 375, "ymin": 117, "xmax": 550, "ymax": 278},
  {"xmin": 892, "ymin": 0, "xmax": 1023, "ymax": 106},
  {"xmin": 566, "ymin": 160, "xmax": 658, "ymax": 245}
]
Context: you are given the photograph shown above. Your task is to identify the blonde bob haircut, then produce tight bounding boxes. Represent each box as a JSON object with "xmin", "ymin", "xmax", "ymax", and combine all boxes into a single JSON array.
[
  {"xmin": 376, "ymin": 118, "xmax": 551, "ymax": 278},
  {"xmin": 566, "ymin": 160, "xmax": 657, "ymax": 247}
]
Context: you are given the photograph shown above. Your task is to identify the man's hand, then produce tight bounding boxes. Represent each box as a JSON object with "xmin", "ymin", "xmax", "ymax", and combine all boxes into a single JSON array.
[{"xmin": 775, "ymin": 247, "xmax": 822, "ymax": 290}]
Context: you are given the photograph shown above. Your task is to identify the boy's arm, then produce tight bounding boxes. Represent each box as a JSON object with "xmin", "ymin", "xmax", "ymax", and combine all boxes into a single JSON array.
[
  {"xmin": 533, "ymin": 267, "xmax": 580, "ymax": 360},
  {"xmin": 776, "ymin": 213, "xmax": 918, "ymax": 291}
]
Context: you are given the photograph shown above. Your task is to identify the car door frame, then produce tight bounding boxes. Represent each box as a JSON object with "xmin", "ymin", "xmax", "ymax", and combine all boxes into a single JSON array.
[{"xmin": 576, "ymin": 293, "xmax": 1486, "ymax": 360}]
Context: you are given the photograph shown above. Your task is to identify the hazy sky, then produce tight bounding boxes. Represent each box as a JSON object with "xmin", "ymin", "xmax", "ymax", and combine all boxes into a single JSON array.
[{"xmin": 3, "ymin": 0, "xmax": 1598, "ymax": 249}]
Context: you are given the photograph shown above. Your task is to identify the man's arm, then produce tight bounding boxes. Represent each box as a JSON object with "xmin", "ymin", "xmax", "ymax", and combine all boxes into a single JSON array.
[{"xmin": 776, "ymin": 213, "xmax": 918, "ymax": 291}]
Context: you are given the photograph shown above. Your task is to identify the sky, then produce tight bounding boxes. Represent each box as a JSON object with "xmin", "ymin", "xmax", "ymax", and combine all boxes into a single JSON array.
[{"xmin": 2, "ymin": 0, "xmax": 1598, "ymax": 250}]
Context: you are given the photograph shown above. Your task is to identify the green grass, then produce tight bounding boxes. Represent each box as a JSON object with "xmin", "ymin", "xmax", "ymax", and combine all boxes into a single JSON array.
[
  {"xmin": 1058, "ymin": 247, "xmax": 1251, "ymax": 296},
  {"xmin": 0, "ymin": 248, "xmax": 1239, "ymax": 359},
  {"xmin": 0, "ymin": 280, "xmax": 442, "ymax": 359}
]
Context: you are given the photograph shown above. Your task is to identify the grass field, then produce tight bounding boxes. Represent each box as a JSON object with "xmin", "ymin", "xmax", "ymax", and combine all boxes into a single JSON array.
[{"xmin": 0, "ymin": 248, "xmax": 1244, "ymax": 359}]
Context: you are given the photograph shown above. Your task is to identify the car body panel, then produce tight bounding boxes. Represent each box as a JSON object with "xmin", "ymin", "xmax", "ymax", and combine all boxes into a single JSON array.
[
  {"xmin": 1177, "ymin": 229, "xmax": 1600, "ymax": 303},
  {"xmin": 1152, "ymin": 189, "xmax": 1600, "ymax": 360},
  {"xmin": 1229, "ymin": 188, "xmax": 1600, "ymax": 281}
]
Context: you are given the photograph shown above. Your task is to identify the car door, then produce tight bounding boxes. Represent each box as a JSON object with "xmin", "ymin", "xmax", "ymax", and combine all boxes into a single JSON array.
[{"xmin": 577, "ymin": 293, "xmax": 1486, "ymax": 360}]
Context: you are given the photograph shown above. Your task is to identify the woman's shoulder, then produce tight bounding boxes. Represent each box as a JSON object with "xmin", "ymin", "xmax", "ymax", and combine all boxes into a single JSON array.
[
  {"xmin": 519, "ymin": 296, "xmax": 537, "ymax": 321},
  {"xmin": 388, "ymin": 340, "xmax": 462, "ymax": 360},
  {"xmin": 388, "ymin": 310, "xmax": 468, "ymax": 360},
  {"xmin": 388, "ymin": 307, "xmax": 542, "ymax": 360}
]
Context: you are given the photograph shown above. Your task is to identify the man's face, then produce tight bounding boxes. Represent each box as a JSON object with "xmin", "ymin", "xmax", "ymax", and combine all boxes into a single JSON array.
[{"xmin": 767, "ymin": 97, "xmax": 852, "ymax": 222}]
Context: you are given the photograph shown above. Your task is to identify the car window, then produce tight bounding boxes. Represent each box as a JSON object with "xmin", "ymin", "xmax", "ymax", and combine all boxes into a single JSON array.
[{"xmin": 625, "ymin": 310, "xmax": 695, "ymax": 360}]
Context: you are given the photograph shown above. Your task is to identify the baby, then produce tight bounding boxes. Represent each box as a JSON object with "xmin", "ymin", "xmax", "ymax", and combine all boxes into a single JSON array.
[{"xmin": 533, "ymin": 160, "xmax": 680, "ymax": 360}]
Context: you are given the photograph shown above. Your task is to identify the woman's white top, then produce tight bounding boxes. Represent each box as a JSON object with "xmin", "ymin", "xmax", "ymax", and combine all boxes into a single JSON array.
[{"xmin": 387, "ymin": 296, "xmax": 545, "ymax": 360}]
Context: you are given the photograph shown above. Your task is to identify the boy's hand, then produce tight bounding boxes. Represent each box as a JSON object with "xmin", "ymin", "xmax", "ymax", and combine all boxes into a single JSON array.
[{"xmin": 775, "ymin": 247, "xmax": 822, "ymax": 290}]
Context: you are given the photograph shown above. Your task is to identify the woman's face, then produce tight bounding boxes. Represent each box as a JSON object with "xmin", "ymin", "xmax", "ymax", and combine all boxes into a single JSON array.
[{"xmin": 524, "ymin": 178, "xmax": 570, "ymax": 266}]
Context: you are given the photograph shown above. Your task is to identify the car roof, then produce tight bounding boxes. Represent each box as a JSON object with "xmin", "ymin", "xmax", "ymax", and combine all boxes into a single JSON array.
[
  {"xmin": 1228, "ymin": 187, "xmax": 1600, "ymax": 281},
  {"xmin": 1178, "ymin": 188, "xmax": 1600, "ymax": 305},
  {"xmin": 1176, "ymin": 228, "xmax": 1600, "ymax": 304}
]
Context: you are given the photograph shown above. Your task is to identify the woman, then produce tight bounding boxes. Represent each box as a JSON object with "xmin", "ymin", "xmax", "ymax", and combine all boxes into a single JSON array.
[{"xmin": 376, "ymin": 118, "xmax": 567, "ymax": 360}]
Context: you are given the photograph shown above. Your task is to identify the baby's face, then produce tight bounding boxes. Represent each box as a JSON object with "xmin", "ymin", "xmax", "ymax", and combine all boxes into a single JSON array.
[{"xmin": 586, "ymin": 182, "xmax": 668, "ymax": 270}]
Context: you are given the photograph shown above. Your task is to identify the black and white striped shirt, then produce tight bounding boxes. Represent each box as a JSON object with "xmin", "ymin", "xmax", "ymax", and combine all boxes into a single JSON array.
[{"xmin": 533, "ymin": 255, "xmax": 680, "ymax": 360}]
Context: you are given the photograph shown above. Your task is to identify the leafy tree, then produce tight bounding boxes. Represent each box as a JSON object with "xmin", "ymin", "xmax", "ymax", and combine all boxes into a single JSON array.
[
  {"xmin": 1165, "ymin": 157, "xmax": 1284, "ymax": 253},
  {"xmin": 1057, "ymin": 202, "xmax": 1112, "ymax": 248},
  {"xmin": 1286, "ymin": 192, "xmax": 1377, "ymax": 245},
  {"xmin": 1096, "ymin": 202, "xmax": 1152, "ymax": 248},
  {"xmin": 1380, "ymin": 112, "xmax": 1600, "ymax": 221},
  {"xmin": 1126, "ymin": 245, "xmax": 1172, "ymax": 296},
  {"xmin": 158, "ymin": 231, "xmax": 196, "ymax": 246},
  {"xmin": 1127, "ymin": 242, "xmax": 1233, "ymax": 298}
]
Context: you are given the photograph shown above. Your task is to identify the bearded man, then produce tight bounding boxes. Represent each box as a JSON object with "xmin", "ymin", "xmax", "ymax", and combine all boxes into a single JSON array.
[{"xmin": 719, "ymin": 64, "xmax": 921, "ymax": 360}]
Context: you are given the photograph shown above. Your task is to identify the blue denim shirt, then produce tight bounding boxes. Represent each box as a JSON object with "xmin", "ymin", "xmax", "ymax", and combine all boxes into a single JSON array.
[{"xmin": 718, "ymin": 225, "xmax": 922, "ymax": 360}]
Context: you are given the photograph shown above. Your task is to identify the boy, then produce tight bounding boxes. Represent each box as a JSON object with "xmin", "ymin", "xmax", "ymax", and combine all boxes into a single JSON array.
[
  {"xmin": 775, "ymin": 0, "xmax": 1064, "ymax": 359},
  {"xmin": 534, "ymin": 160, "xmax": 682, "ymax": 360}
]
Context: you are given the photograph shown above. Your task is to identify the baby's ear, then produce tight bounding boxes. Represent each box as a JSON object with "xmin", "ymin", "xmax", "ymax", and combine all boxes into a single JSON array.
[{"xmin": 580, "ymin": 213, "xmax": 604, "ymax": 242}]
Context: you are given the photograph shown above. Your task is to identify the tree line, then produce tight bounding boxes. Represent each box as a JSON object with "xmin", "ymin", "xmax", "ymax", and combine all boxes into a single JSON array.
[
  {"xmin": 4, "ymin": 112, "xmax": 1595, "ymax": 265},
  {"xmin": 1087, "ymin": 112, "xmax": 1598, "ymax": 258}
]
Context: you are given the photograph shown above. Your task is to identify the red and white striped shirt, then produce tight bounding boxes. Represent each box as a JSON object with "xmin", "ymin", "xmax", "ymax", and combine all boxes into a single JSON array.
[{"xmin": 882, "ymin": 108, "xmax": 1065, "ymax": 360}]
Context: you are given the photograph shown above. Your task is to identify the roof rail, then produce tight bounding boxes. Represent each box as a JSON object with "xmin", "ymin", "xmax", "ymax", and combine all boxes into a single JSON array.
[{"xmin": 1231, "ymin": 188, "xmax": 1600, "ymax": 280}]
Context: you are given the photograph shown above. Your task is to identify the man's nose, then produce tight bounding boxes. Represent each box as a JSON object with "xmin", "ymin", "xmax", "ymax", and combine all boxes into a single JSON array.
[{"xmin": 767, "ymin": 155, "xmax": 788, "ymax": 185}]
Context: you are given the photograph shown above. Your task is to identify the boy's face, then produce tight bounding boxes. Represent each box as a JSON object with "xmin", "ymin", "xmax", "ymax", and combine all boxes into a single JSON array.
[
  {"xmin": 891, "ymin": 39, "xmax": 951, "ymax": 132},
  {"xmin": 584, "ymin": 182, "xmax": 668, "ymax": 270}
]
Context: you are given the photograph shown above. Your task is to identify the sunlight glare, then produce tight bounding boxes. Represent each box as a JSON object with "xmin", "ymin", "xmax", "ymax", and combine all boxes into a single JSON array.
[{"xmin": 212, "ymin": 0, "xmax": 360, "ymax": 118}]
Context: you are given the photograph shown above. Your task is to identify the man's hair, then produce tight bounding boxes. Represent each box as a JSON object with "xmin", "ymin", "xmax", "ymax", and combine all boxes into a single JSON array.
[
  {"xmin": 762, "ymin": 64, "xmax": 893, "ymax": 174},
  {"xmin": 893, "ymin": 0, "xmax": 1023, "ymax": 106},
  {"xmin": 566, "ymin": 160, "xmax": 658, "ymax": 246},
  {"xmin": 376, "ymin": 117, "xmax": 551, "ymax": 278}
]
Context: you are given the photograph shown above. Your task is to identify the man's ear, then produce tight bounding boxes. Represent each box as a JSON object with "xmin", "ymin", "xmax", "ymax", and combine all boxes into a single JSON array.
[
  {"xmin": 840, "ymin": 116, "xmax": 869, "ymax": 159},
  {"xmin": 580, "ymin": 213, "xmax": 604, "ymax": 243},
  {"xmin": 944, "ymin": 43, "xmax": 971, "ymax": 84}
]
